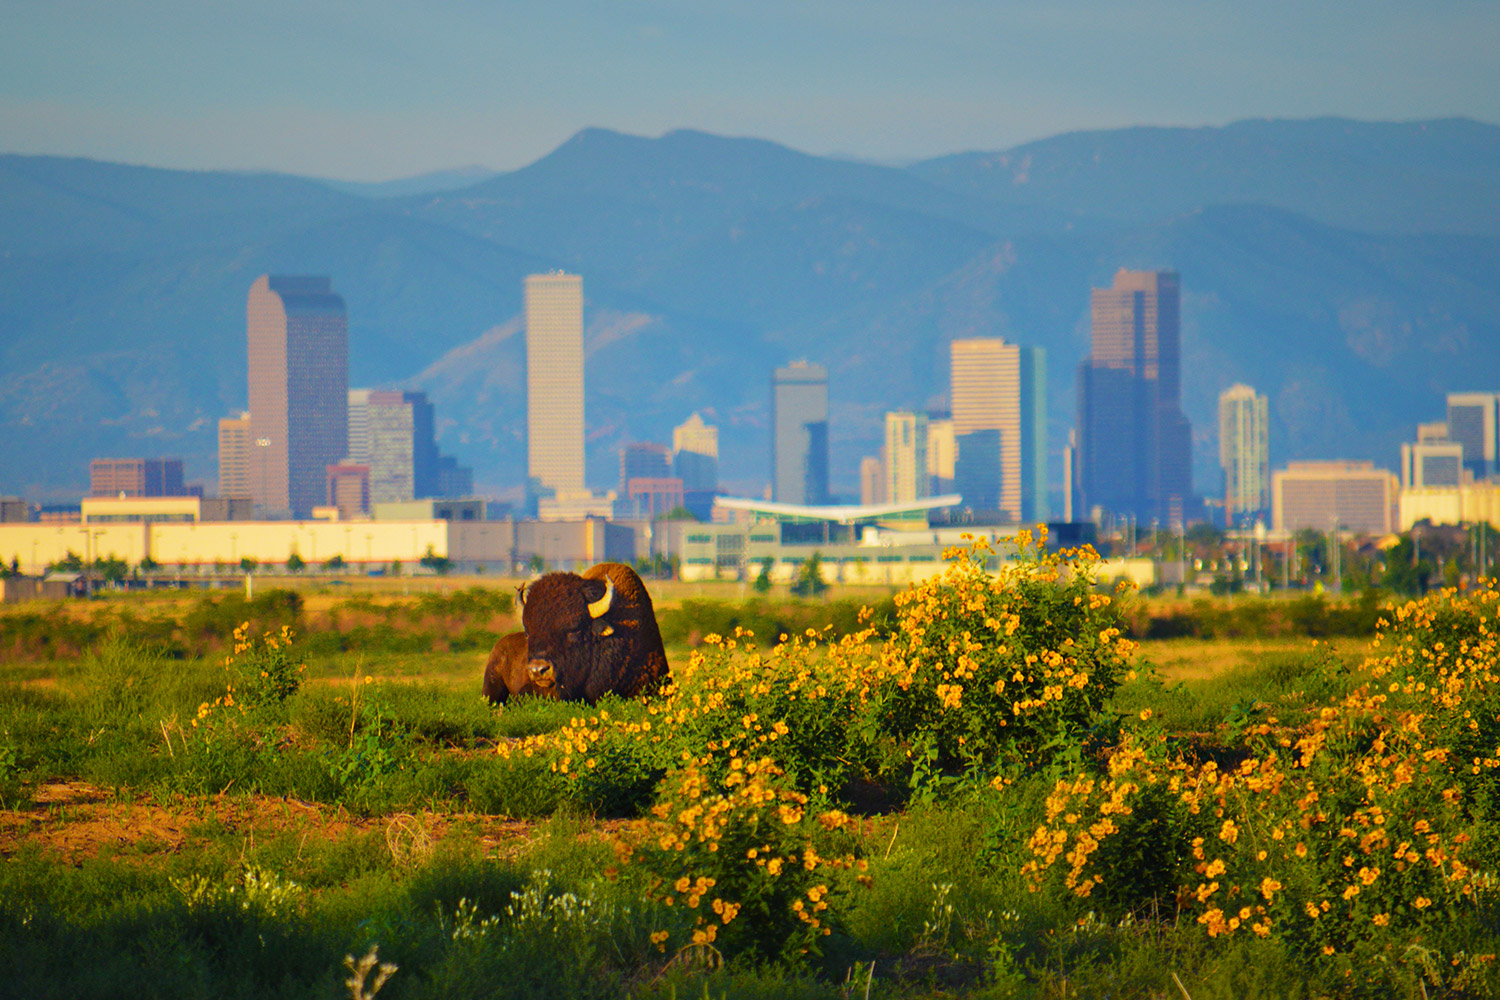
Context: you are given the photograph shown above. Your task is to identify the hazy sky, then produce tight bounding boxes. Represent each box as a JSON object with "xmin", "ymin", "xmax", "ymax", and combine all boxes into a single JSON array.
[{"xmin": 1, "ymin": 1, "xmax": 1495, "ymax": 180}]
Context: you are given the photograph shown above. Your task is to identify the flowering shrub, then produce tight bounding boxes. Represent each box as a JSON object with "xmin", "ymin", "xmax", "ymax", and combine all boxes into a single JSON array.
[
  {"xmin": 871, "ymin": 530, "xmax": 1136, "ymax": 781},
  {"xmin": 626, "ymin": 755, "xmax": 868, "ymax": 962},
  {"xmin": 1023, "ymin": 584, "xmax": 1500, "ymax": 986}
]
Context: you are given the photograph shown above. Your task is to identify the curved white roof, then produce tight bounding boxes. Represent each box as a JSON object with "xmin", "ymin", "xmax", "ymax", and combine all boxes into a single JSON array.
[{"xmin": 714, "ymin": 494, "xmax": 962, "ymax": 525}]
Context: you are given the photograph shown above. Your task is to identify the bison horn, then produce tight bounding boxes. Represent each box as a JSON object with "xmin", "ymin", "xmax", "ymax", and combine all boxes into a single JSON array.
[
  {"xmin": 516, "ymin": 582, "xmax": 528, "ymax": 609},
  {"xmin": 587, "ymin": 577, "xmax": 614, "ymax": 619}
]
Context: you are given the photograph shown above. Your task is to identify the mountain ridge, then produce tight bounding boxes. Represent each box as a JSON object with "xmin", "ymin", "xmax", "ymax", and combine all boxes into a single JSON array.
[{"xmin": 1, "ymin": 117, "xmax": 1496, "ymax": 503}]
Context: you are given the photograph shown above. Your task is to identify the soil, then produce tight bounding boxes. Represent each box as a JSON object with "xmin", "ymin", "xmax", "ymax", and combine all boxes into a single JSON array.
[{"xmin": 0, "ymin": 781, "xmax": 639, "ymax": 864}]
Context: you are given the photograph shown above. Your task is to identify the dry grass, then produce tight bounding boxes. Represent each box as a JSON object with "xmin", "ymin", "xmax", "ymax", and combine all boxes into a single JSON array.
[{"xmin": 1137, "ymin": 636, "xmax": 1314, "ymax": 682}]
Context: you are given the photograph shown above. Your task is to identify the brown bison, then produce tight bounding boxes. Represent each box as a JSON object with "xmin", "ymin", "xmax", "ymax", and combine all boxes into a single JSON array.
[
  {"xmin": 519, "ymin": 562, "xmax": 669, "ymax": 703},
  {"xmin": 481, "ymin": 631, "xmax": 556, "ymax": 705}
]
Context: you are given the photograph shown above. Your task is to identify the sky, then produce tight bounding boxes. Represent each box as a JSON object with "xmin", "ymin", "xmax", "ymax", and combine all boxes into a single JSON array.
[{"xmin": 1, "ymin": 0, "xmax": 1496, "ymax": 180}]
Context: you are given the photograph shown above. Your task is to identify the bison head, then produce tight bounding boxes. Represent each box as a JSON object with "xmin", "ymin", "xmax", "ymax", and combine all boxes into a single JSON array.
[{"xmin": 519, "ymin": 563, "xmax": 668, "ymax": 703}]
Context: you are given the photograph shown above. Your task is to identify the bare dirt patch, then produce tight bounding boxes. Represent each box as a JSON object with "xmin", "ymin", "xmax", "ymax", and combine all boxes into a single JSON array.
[{"xmin": 1, "ymin": 784, "xmax": 638, "ymax": 864}]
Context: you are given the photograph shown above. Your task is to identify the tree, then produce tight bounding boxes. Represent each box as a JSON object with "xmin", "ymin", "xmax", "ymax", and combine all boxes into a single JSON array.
[
  {"xmin": 138, "ymin": 555, "xmax": 160, "ymax": 573},
  {"xmin": 93, "ymin": 556, "xmax": 128, "ymax": 583},
  {"xmin": 420, "ymin": 545, "xmax": 453, "ymax": 575},
  {"xmin": 661, "ymin": 506, "xmax": 698, "ymax": 522},
  {"xmin": 789, "ymin": 552, "xmax": 829, "ymax": 598},
  {"xmin": 285, "ymin": 551, "xmax": 306, "ymax": 574},
  {"xmin": 240, "ymin": 556, "xmax": 259, "ymax": 574},
  {"xmin": 752, "ymin": 557, "xmax": 773, "ymax": 594},
  {"xmin": 325, "ymin": 554, "xmax": 346, "ymax": 571},
  {"xmin": 389, "ymin": 559, "xmax": 402, "ymax": 577},
  {"xmin": 51, "ymin": 550, "xmax": 84, "ymax": 573}
]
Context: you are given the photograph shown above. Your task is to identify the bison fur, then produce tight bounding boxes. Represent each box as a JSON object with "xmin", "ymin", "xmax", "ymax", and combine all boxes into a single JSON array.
[
  {"xmin": 519, "ymin": 562, "xmax": 669, "ymax": 703},
  {"xmin": 481, "ymin": 631, "xmax": 556, "ymax": 705}
]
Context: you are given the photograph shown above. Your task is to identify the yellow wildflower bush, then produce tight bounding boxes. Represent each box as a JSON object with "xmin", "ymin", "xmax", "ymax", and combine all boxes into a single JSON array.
[
  {"xmin": 624, "ymin": 755, "xmax": 867, "ymax": 962},
  {"xmin": 1023, "ymin": 584, "xmax": 1500, "ymax": 975},
  {"xmin": 870, "ymin": 530, "xmax": 1136, "ymax": 785}
]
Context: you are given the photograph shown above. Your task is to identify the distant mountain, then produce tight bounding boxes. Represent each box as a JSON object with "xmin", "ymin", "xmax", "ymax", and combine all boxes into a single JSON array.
[
  {"xmin": 911, "ymin": 117, "xmax": 1500, "ymax": 236},
  {"xmin": 1, "ymin": 118, "xmax": 1497, "ymax": 504}
]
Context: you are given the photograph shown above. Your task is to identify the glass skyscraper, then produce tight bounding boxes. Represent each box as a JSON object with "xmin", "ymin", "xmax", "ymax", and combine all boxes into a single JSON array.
[
  {"xmin": 1077, "ymin": 269, "xmax": 1191, "ymax": 526},
  {"xmin": 246, "ymin": 275, "xmax": 348, "ymax": 518},
  {"xmin": 771, "ymin": 361, "xmax": 829, "ymax": 505}
]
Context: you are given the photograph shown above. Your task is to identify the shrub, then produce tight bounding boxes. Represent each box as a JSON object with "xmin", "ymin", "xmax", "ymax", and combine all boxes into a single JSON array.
[
  {"xmin": 870, "ymin": 530, "xmax": 1136, "ymax": 783},
  {"xmin": 626, "ymin": 757, "xmax": 867, "ymax": 962}
]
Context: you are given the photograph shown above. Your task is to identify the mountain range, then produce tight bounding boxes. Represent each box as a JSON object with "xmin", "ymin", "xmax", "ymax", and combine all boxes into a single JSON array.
[{"xmin": 2, "ymin": 116, "xmax": 1497, "ymax": 505}]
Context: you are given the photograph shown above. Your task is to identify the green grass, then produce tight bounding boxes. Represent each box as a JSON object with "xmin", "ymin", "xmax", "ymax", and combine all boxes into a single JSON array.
[{"xmin": 3, "ymin": 596, "xmax": 1497, "ymax": 999}]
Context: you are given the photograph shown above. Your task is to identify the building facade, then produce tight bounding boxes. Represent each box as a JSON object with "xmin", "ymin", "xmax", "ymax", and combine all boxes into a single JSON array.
[
  {"xmin": 620, "ymin": 442, "xmax": 672, "ymax": 493},
  {"xmin": 1447, "ymin": 393, "xmax": 1499, "ymax": 481},
  {"xmin": 526, "ymin": 273, "xmax": 585, "ymax": 500},
  {"xmin": 1218, "ymin": 384, "xmax": 1269, "ymax": 522},
  {"xmin": 1272, "ymin": 461, "xmax": 1398, "ymax": 536},
  {"xmin": 926, "ymin": 416, "xmax": 956, "ymax": 496},
  {"xmin": 771, "ymin": 361, "xmax": 829, "ymax": 505},
  {"xmin": 1401, "ymin": 440, "xmax": 1465, "ymax": 490},
  {"xmin": 883, "ymin": 411, "xmax": 930, "ymax": 505},
  {"xmin": 672, "ymin": 412, "xmax": 719, "ymax": 493},
  {"xmin": 91, "ymin": 458, "xmax": 186, "ymax": 498},
  {"xmin": 1077, "ymin": 269, "xmax": 1191, "ymax": 526},
  {"xmin": 218, "ymin": 413, "xmax": 252, "ymax": 500},
  {"xmin": 246, "ymin": 275, "xmax": 348, "ymax": 518},
  {"xmin": 950, "ymin": 338, "xmax": 1046, "ymax": 523}
]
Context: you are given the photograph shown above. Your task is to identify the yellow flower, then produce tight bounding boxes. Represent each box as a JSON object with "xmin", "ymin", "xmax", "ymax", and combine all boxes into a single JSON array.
[
  {"xmin": 1138, "ymin": 708, "xmax": 1153, "ymax": 721},
  {"xmin": 1372, "ymin": 913, "xmax": 1390, "ymax": 927}
]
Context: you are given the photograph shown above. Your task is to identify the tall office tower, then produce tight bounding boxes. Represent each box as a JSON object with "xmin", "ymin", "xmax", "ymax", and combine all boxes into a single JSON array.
[
  {"xmin": 1218, "ymin": 384, "xmax": 1270, "ymax": 522},
  {"xmin": 1077, "ymin": 269, "xmax": 1191, "ymax": 526},
  {"xmin": 90, "ymin": 458, "xmax": 185, "ymax": 497},
  {"xmin": 247, "ymin": 274, "xmax": 348, "ymax": 518},
  {"xmin": 771, "ymin": 361, "xmax": 829, "ymax": 505},
  {"xmin": 883, "ymin": 411, "xmax": 930, "ymax": 504},
  {"xmin": 926, "ymin": 416, "xmax": 955, "ymax": 495},
  {"xmin": 218, "ymin": 412, "xmax": 252, "ymax": 499},
  {"xmin": 356, "ymin": 390, "xmax": 439, "ymax": 504},
  {"xmin": 1447, "ymin": 393, "xmax": 1500, "ymax": 481},
  {"xmin": 526, "ymin": 273, "xmax": 585, "ymax": 499},
  {"xmin": 620, "ymin": 442, "xmax": 672, "ymax": 493},
  {"xmin": 435, "ymin": 455, "xmax": 474, "ymax": 498},
  {"xmin": 860, "ymin": 455, "xmax": 886, "ymax": 506},
  {"xmin": 672, "ymin": 412, "xmax": 720, "ymax": 493},
  {"xmin": 950, "ymin": 338, "xmax": 1047, "ymax": 522},
  {"xmin": 955, "ymin": 430, "xmax": 1004, "ymax": 513}
]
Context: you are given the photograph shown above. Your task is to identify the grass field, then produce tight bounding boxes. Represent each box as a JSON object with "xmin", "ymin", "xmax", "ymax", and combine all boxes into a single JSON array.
[{"xmin": 3, "ymin": 551, "xmax": 1497, "ymax": 999}]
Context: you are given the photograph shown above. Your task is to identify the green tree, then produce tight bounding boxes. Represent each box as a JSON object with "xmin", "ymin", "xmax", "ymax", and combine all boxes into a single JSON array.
[
  {"xmin": 285, "ymin": 551, "xmax": 306, "ymax": 573},
  {"xmin": 239, "ymin": 556, "xmax": 259, "ymax": 574},
  {"xmin": 789, "ymin": 552, "xmax": 828, "ymax": 598},
  {"xmin": 419, "ymin": 545, "xmax": 453, "ymax": 575},
  {"xmin": 138, "ymin": 555, "xmax": 159, "ymax": 573},
  {"xmin": 1382, "ymin": 537, "xmax": 1431, "ymax": 597},
  {"xmin": 324, "ymin": 554, "xmax": 346, "ymax": 571},
  {"xmin": 752, "ymin": 557, "xmax": 773, "ymax": 594},
  {"xmin": 93, "ymin": 556, "xmax": 128, "ymax": 583},
  {"xmin": 51, "ymin": 550, "xmax": 84, "ymax": 573}
]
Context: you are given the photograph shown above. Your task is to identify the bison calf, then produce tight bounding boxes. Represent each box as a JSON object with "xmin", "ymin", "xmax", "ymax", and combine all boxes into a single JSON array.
[
  {"xmin": 481, "ymin": 631, "xmax": 556, "ymax": 705},
  {"xmin": 519, "ymin": 562, "xmax": 669, "ymax": 703}
]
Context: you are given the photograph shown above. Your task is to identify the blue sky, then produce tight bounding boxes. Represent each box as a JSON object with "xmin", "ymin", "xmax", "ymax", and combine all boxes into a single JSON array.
[{"xmin": 1, "ymin": 0, "xmax": 1495, "ymax": 179}]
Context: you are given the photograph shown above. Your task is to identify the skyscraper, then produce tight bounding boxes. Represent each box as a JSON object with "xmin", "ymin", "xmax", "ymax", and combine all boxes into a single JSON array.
[
  {"xmin": 883, "ymin": 411, "xmax": 930, "ymax": 504},
  {"xmin": 620, "ymin": 442, "xmax": 672, "ymax": 493},
  {"xmin": 1077, "ymin": 269, "xmax": 1191, "ymax": 526},
  {"xmin": 526, "ymin": 273, "xmax": 585, "ymax": 500},
  {"xmin": 1447, "ymin": 392, "xmax": 1500, "ymax": 481},
  {"xmin": 925, "ymin": 416, "xmax": 955, "ymax": 496},
  {"xmin": 771, "ymin": 361, "xmax": 829, "ymax": 505},
  {"xmin": 672, "ymin": 413, "xmax": 719, "ymax": 493},
  {"xmin": 950, "ymin": 338, "xmax": 1046, "ymax": 522},
  {"xmin": 1218, "ymin": 384, "xmax": 1270, "ymax": 522},
  {"xmin": 247, "ymin": 275, "xmax": 348, "ymax": 518},
  {"xmin": 218, "ymin": 412, "xmax": 252, "ymax": 500},
  {"xmin": 350, "ymin": 390, "xmax": 439, "ymax": 505},
  {"xmin": 860, "ymin": 455, "xmax": 886, "ymax": 506}
]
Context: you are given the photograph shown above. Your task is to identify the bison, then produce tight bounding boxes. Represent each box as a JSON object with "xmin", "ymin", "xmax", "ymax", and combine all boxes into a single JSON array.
[
  {"xmin": 519, "ymin": 562, "xmax": 669, "ymax": 703},
  {"xmin": 481, "ymin": 631, "xmax": 556, "ymax": 705}
]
